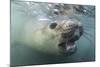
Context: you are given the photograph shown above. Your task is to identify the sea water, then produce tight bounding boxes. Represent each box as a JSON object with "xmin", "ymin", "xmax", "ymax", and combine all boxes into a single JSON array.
[{"xmin": 11, "ymin": 1, "xmax": 95, "ymax": 66}]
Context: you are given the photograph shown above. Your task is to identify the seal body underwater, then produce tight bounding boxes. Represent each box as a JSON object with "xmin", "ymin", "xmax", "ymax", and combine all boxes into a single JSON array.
[{"xmin": 21, "ymin": 19, "xmax": 83, "ymax": 55}]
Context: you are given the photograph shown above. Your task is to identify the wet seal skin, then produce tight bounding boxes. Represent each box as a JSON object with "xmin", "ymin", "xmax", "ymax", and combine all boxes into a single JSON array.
[{"xmin": 50, "ymin": 20, "xmax": 83, "ymax": 55}]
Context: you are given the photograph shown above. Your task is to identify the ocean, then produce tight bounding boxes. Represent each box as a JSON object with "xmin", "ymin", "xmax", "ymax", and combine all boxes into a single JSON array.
[{"xmin": 10, "ymin": 1, "xmax": 95, "ymax": 66}]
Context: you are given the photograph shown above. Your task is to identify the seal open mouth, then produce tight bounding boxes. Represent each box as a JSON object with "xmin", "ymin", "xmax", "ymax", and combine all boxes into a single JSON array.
[{"xmin": 58, "ymin": 37, "xmax": 77, "ymax": 54}]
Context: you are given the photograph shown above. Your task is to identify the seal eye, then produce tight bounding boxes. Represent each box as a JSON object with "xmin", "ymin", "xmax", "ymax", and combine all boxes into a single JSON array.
[{"xmin": 50, "ymin": 23, "xmax": 57, "ymax": 29}]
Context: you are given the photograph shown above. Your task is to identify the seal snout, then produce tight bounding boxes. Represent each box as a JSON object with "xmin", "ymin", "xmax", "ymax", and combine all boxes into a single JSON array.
[
  {"xmin": 49, "ymin": 20, "xmax": 83, "ymax": 54},
  {"xmin": 60, "ymin": 21, "xmax": 83, "ymax": 54}
]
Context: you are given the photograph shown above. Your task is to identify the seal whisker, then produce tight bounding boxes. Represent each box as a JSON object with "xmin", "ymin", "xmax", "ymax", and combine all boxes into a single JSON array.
[
  {"xmin": 82, "ymin": 22, "xmax": 94, "ymax": 24},
  {"xmin": 83, "ymin": 28, "xmax": 94, "ymax": 31},
  {"xmin": 83, "ymin": 31, "xmax": 94, "ymax": 37},
  {"xmin": 83, "ymin": 24, "xmax": 93, "ymax": 26},
  {"xmin": 83, "ymin": 27, "xmax": 94, "ymax": 32},
  {"xmin": 83, "ymin": 34, "xmax": 93, "ymax": 46}
]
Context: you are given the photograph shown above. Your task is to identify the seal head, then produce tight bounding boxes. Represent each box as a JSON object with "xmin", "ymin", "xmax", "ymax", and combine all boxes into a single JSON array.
[{"xmin": 50, "ymin": 20, "xmax": 83, "ymax": 55}]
